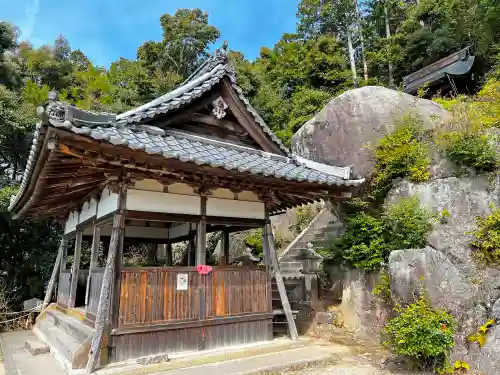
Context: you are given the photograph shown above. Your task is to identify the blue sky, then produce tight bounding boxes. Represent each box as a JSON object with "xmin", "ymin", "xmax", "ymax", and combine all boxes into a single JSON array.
[{"xmin": 1, "ymin": 0, "xmax": 300, "ymax": 67}]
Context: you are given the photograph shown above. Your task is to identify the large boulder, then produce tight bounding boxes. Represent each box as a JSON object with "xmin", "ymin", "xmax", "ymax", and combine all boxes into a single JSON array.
[
  {"xmin": 387, "ymin": 175, "xmax": 500, "ymax": 267},
  {"xmin": 388, "ymin": 246, "xmax": 476, "ymax": 316},
  {"xmin": 291, "ymin": 86, "xmax": 451, "ymax": 178},
  {"xmin": 387, "ymin": 178, "xmax": 500, "ymax": 374}
]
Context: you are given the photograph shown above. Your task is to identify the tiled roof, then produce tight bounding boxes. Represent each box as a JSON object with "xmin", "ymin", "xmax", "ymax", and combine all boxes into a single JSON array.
[
  {"xmin": 49, "ymin": 113, "xmax": 363, "ymax": 187},
  {"xmin": 115, "ymin": 45, "xmax": 289, "ymax": 155},
  {"xmin": 9, "ymin": 44, "xmax": 365, "ymax": 214}
]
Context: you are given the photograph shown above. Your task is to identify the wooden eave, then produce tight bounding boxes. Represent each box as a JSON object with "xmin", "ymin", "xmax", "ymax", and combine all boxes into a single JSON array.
[{"xmin": 19, "ymin": 128, "xmax": 360, "ymax": 219}]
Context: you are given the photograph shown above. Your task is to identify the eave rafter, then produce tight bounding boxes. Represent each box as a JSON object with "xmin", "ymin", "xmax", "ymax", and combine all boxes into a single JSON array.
[{"xmin": 40, "ymin": 130, "xmax": 356, "ymax": 214}]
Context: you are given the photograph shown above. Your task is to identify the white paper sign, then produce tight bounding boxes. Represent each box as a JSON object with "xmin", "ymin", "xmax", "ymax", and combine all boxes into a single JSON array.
[{"xmin": 177, "ymin": 273, "xmax": 188, "ymax": 291}]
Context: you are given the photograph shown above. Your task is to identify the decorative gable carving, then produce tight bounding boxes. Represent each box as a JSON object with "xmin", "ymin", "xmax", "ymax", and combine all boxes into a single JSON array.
[{"xmin": 212, "ymin": 97, "xmax": 228, "ymax": 119}]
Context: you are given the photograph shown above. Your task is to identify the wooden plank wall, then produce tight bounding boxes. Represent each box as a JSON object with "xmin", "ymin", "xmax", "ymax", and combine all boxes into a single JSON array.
[
  {"xmin": 118, "ymin": 267, "xmax": 269, "ymax": 327},
  {"xmin": 87, "ymin": 268, "xmax": 105, "ymax": 316},
  {"xmin": 57, "ymin": 271, "xmax": 71, "ymax": 307},
  {"xmin": 111, "ymin": 319, "xmax": 271, "ymax": 362}
]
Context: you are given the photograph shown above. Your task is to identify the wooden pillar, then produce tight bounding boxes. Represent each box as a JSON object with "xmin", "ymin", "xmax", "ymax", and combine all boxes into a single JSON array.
[
  {"xmin": 220, "ymin": 230, "xmax": 230, "ymax": 265},
  {"xmin": 42, "ymin": 239, "xmax": 65, "ymax": 312},
  {"xmin": 196, "ymin": 196, "xmax": 207, "ymax": 265},
  {"xmin": 68, "ymin": 230, "xmax": 83, "ymax": 309},
  {"xmin": 187, "ymin": 224, "xmax": 196, "ymax": 266},
  {"xmin": 85, "ymin": 225, "xmax": 100, "ymax": 313},
  {"xmin": 261, "ymin": 226, "xmax": 270, "ymax": 267},
  {"xmin": 86, "ymin": 183, "xmax": 127, "ymax": 373},
  {"xmin": 110, "ymin": 219, "xmax": 125, "ymax": 324},
  {"xmin": 60, "ymin": 236, "xmax": 69, "ymax": 273},
  {"xmin": 166, "ymin": 242, "xmax": 173, "ymax": 266},
  {"xmin": 265, "ymin": 207, "xmax": 299, "ymax": 340},
  {"xmin": 157, "ymin": 244, "xmax": 167, "ymax": 264}
]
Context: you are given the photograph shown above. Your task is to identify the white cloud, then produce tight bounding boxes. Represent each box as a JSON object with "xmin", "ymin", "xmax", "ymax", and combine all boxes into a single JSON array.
[{"xmin": 19, "ymin": 0, "xmax": 40, "ymax": 41}]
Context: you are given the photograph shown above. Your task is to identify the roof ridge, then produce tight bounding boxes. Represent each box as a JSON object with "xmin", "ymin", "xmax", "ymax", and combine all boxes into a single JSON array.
[
  {"xmin": 182, "ymin": 41, "xmax": 230, "ymax": 85},
  {"xmin": 116, "ymin": 63, "xmax": 230, "ymax": 121},
  {"xmin": 164, "ymin": 129, "xmax": 291, "ymax": 163}
]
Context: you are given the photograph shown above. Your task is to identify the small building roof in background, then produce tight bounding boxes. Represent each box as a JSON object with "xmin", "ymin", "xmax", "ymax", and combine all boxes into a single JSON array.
[{"xmin": 403, "ymin": 46, "xmax": 475, "ymax": 94}]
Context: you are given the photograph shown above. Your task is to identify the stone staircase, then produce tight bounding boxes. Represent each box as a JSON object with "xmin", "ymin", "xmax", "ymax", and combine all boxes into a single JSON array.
[
  {"xmin": 273, "ymin": 205, "xmax": 344, "ymax": 336},
  {"xmin": 279, "ymin": 206, "xmax": 343, "ymax": 274},
  {"xmin": 33, "ymin": 305, "xmax": 94, "ymax": 372}
]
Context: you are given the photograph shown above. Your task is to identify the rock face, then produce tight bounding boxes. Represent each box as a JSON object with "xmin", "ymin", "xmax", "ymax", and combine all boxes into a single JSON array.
[
  {"xmin": 388, "ymin": 246, "xmax": 476, "ymax": 315},
  {"xmin": 387, "ymin": 176, "xmax": 500, "ymax": 267},
  {"xmin": 291, "ymin": 86, "xmax": 451, "ymax": 178},
  {"xmin": 387, "ymin": 178, "xmax": 500, "ymax": 374},
  {"xmin": 339, "ymin": 269, "xmax": 389, "ymax": 338},
  {"xmin": 291, "ymin": 85, "xmax": 500, "ymax": 374}
]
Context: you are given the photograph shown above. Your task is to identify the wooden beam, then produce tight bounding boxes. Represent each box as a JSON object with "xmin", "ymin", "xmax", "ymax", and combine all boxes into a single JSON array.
[
  {"xmin": 68, "ymin": 230, "xmax": 83, "ymax": 308},
  {"xmin": 86, "ymin": 182, "xmax": 126, "ymax": 373},
  {"xmin": 60, "ymin": 237, "xmax": 69, "ymax": 273},
  {"xmin": 220, "ymin": 78, "xmax": 284, "ymax": 155},
  {"xmin": 196, "ymin": 196, "xmax": 207, "ymax": 265},
  {"xmin": 85, "ymin": 224, "xmax": 100, "ymax": 316},
  {"xmin": 112, "ymin": 313, "xmax": 273, "ymax": 335},
  {"xmin": 265, "ymin": 207, "xmax": 298, "ymax": 340},
  {"xmin": 159, "ymin": 92, "xmax": 221, "ymax": 126},
  {"xmin": 221, "ymin": 229, "xmax": 230, "ymax": 265},
  {"xmin": 42, "ymin": 240, "xmax": 64, "ymax": 312},
  {"xmin": 166, "ymin": 242, "xmax": 173, "ymax": 267},
  {"xmin": 189, "ymin": 113, "xmax": 246, "ymax": 134}
]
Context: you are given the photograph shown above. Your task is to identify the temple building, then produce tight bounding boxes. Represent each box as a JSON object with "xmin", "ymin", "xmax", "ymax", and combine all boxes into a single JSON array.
[
  {"xmin": 10, "ymin": 43, "xmax": 364, "ymax": 373},
  {"xmin": 403, "ymin": 46, "xmax": 476, "ymax": 96}
]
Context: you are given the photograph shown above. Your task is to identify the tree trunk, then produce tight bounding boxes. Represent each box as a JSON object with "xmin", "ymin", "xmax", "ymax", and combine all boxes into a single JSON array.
[
  {"xmin": 354, "ymin": 0, "xmax": 369, "ymax": 82},
  {"xmin": 347, "ymin": 29, "xmax": 358, "ymax": 86},
  {"xmin": 384, "ymin": 3, "xmax": 394, "ymax": 87}
]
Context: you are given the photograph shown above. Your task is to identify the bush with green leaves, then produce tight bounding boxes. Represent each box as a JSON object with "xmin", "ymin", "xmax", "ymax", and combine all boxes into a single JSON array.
[
  {"xmin": 471, "ymin": 205, "xmax": 500, "ymax": 265},
  {"xmin": 383, "ymin": 296, "xmax": 456, "ymax": 371},
  {"xmin": 372, "ymin": 115, "xmax": 431, "ymax": 199},
  {"xmin": 382, "ymin": 195, "xmax": 435, "ymax": 250},
  {"xmin": 440, "ymin": 129, "xmax": 497, "ymax": 171},
  {"xmin": 330, "ymin": 196, "xmax": 435, "ymax": 271},
  {"xmin": 245, "ymin": 229, "xmax": 263, "ymax": 258}
]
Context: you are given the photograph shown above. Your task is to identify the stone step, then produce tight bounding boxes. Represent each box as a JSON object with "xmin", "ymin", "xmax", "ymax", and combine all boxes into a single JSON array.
[
  {"xmin": 35, "ymin": 319, "xmax": 82, "ymax": 370},
  {"xmin": 24, "ymin": 339, "xmax": 49, "ymax": 356},
  {"xmin": 45, "ymin": 309, "xmax": 94, "ymax": 344},
  {"xmin": 34, "ymin": 309, "xmax": 94, "ymax": 370}
]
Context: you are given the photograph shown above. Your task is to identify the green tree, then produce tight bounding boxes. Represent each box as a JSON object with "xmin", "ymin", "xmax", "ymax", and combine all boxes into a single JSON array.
[
  {"xmin": 138, "ymin": 9, "xmax": 220, "ymax": 79},
  {"xmin": 0, "ymin": 85, "xmax": 37, "ymax": 180},
  {"xmin": 297, "ymin": 0, "xmax": 359, "ymax": 84}
]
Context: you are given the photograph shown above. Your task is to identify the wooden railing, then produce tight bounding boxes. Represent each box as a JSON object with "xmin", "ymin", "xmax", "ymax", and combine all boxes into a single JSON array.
[
  {"xmin": 118, "ymin": 267, "xmax": 270, "ymax": 327},
  {"xmin": 57, "ymin": 271, "xmax": 71, "ymax": 307},
  {"xmin": 86, "ymin": 268, "xmax": 105, "ymax": 317}
]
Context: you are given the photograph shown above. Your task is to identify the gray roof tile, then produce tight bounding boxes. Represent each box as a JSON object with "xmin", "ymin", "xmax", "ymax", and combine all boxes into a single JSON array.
[{"xmin": 9, "ymin": 45, "xmax": 365, "ymax": 214}]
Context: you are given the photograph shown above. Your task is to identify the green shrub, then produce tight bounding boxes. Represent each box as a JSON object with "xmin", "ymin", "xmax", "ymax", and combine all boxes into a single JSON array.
[
  {"xmin": 245, "ymin": 229, "xmax": 263, "ymax": 258},
  {"xmin": 383, "ymin": 296, "xmax": 456, "ymax": 371},
  {"xmin": 340, "ymin": 213, "xmax": 390, "ymax": 271},
  {"xmin": 471, "ymin": 205, "xmax": 500, "ymax": 265},
  {"xmin": 372, "ymin": 271, "xmax": 392, "ymax": 303},
  {"xmin": 382, "ymin": 196, "xmax": 435, "ymax": 251},
  {"xmin": 329, "ymin": 196, "xmax": 435, "ymax": 271},
  {"xmin": 372, "ymin": 115, "xmax": 431, "ymax": 199},
  {"xmin": 295, "ymin": 205, "xmax": 315, "ymax": 233},
  {"xmin": 440, "ymin": 130, "xmax": 497, "ymax": 171}
]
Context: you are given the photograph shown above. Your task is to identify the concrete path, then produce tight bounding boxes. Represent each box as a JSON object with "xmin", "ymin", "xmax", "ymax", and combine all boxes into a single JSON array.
[
  {"xmin": 0, "ymin": 331, "xmax": 64, "ymax": 375},
  {"xmin": 153, "ymin": 345, "xmax": 333, "ymax": 375}
]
